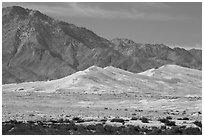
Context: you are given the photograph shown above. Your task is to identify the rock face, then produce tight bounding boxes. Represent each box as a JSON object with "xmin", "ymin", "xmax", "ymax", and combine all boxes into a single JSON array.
[
  {"xmin": 111, "ymin": 38, "xmax": 202, "ymax": 71},
  {"xmin": 2, "ymin": 6, "xmax": 202, "ymax": 84}
]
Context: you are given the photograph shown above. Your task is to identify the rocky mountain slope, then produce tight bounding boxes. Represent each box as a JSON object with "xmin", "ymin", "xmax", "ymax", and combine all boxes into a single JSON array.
[
  {"xmin": 2, "ymin": 6, "xmax": 202, "ymax": 84},
  {"xmin": 111, "ymin": 38, "xmax": 202, "ymax": 71}
]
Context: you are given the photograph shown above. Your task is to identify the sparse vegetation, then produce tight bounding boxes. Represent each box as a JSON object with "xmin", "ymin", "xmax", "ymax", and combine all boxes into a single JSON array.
[
  {"xmin": 177, "ymin": 118, "xmax": 183, "ymax": 120},
  {"xmin": 72, "ymin": 117, "xmax": 80, "ymax": 121},
  {"xmin": 166, "ymin": 116, "xmax": 172, "ymax": 120},
  {"xmin": 131, "ymin": 117, "xmax": 138, "ymax": 120},
  {"xmin": 2, "ymin": 120, "xmax": 202, "ymax": 135},
  {"xmin": 100, "ymin": 119, "xmax": 107, "ymax": 122},
  {"xmin": 110, "ymin": 118, "xmax": 125, "ymax": 123},
  {"xmin": 28, "ymin": 114, "xmax": 35, "ymax": 117},
  {"xmin": 177, "ymin": 117, "xmax": 189, "ymax": 120},
  {"xmin": 158, "ymin": 118, "xmax": 176, "ymax": 126},
  {"xmin": 182, "ymin": 117, "xmax": 189, "ymax": 120},
  {"xmin": 72, "ymin": 117, "xmax": 84, "ymax": 123},
  {"xmin": 140, "ymin": 117, "xmax": 149, "ymax": 123},
  {"xmin": 193, "ymin": 121, "xmax": 202, "ymax": 128}
]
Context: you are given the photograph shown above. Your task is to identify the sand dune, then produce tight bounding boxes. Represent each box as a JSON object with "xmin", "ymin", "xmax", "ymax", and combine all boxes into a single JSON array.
[{"xmin": 3, "ymin": 65, "xmax": 201, "ymax": 97}]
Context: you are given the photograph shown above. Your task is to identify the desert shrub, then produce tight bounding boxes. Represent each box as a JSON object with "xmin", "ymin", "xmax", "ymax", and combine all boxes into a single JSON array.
[
  {"xmin": 6, "ymin": 123, "xmax": 41, "ymax": 135},
  {"xmin": 72, "ymin": 117, "xmax": 80, "ymax": 121},
  {"xmin": 48, "ymin": 119, "xmax": 58, "ymax": 124},
  {"xmin": 123, "ymin": 125, "xmax": 140, "ymax": 135},
  {"xmin": 120, "ymin": 126, "xmax": 132, "ymax": 134},
  {"xmin": 104, "ymin": 125, "xmax": 117, "ymax": 134},
  {"xmin": 131, "ymin": 117, "xmax": 138, "ymax": 120},
  {"xmin": 177, "ymin": 117, "xmax": 189, "ymax": 120},
  {"xmin": 29, "ymin": 114, "xmax": 35, "ymax": 117},
  {"xmin": 158, "ymin": 118, "xmax": 167, "ymax": 123},
  {"xmin": 58, "ymin": 118, "xmax": 64, "ymax": 123},
  {"xmin": 100, "ymin": 119, "xmax": 107, "ymax": 122},
  {"xmin": 148, "ymin": 128, "xmax": 163, "ymax": 135},
  {"xmin": 165, "ymin": 126, "xmax": 183, "ymax": 135},
  {"xmin": 182, "ymin": 117, "xmax": 189, "ymax": 120},
  {"xmin": 76, "ymin": 125, "xmax": 86, "ymax": 134},
  {"xmin": 124, "ymin": 108, "xmax": 128, "ymax": 111},
  {"xmin": 166, "ymin": 116, "xmax": 172, "ymax": 120},
  {"xmin": 182, "ymin": 111, "xmax": 186, "ymax": 115},
  {"xmin": 94, "ymin": 124, "xmax": 105, "ymax": 134},
  {"xmin": 158, "ymin": 118, "xmax": 176, "ymax": 126},
  {"xmin": 182, "ymin": 127, "xmax": 202, "ymax": 135},
  {"xmin": 66, "ymin": 121, "xmax": 76, "ymax": 130},
  {"xmin": 76, "ymin": 119, "xmax": 85, "ymax": 123},
  {"xmin": 2, "ymin": 123, "xmax": 15, "ymax": 134},
  {"xmin": 36, "ymin": 121, "xmax": 43, "ymax": 126},
  {"xmin": 165, "ymin": 120, "xmax": 176, "ymax": 126},
  {"xmin": 177, "ymin": 118, "xmax": 183, "ymax": 120},
  {"xmin": 63, "ymin": 119, "xmax": 70, "ymax": 123},
  {"xmin": 86, "ymin": 124, "xmax": 97, "ymax": 131},
  {"xmin": 160, "ymin": 125, "xmax": 166, "ymax": 129},
  {"xmin": 10, "ymin": 119, "xmax": 18, "ymax": 124},
  {"xmin": 140, "ymin": 117, "xmax": 149, "ymax": 123},
  {"xmin": 193, "ymin": 121, "xmax": 202, "ymax": 128},
  {"xmin": 110, "ymin": 118, "xmax": 124, "ymax": 123}
]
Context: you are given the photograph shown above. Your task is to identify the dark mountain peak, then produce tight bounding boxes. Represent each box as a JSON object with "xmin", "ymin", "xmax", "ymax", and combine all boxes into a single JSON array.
[
  {"xmin": 3, "ymin": 6, "xmax": 52, "ymax": 23},
  {"xmin": 3, "ymin": 6, "xmax": 29, "ymax": 18},
  {"xmin": 28, "ymin": 9, "xmax": 50, "ymax": 20},
  {"xmin": 111, "ymin": 38, "xmax": 172, "ymax": 52},
  {"xmin": 3, "ymin": 6, "xmax": 28, "ymax": 14},
  {"xmin": 112, "ymin": 38, "xmax": 136, "ymax": 44},
  {"xmin": 189, "ymin": 48, "xmax": 201, "ymax": 52},
  {"xmin": 173, "ymin": 47, "xmax": 186, "ymax": 51}
]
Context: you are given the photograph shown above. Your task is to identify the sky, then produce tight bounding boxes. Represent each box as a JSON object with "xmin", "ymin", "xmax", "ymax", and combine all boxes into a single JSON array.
[{"xmin": 2, "ymin": 2, "xmax": 202, "ymax": 49}]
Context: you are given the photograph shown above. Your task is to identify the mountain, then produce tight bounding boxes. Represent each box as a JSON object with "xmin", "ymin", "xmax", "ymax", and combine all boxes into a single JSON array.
[
  {"xmin": 2, "ymin": 6, "xmax": 127, "ymax": 84},
  {"xmin": 2, "ymin": 6, "xmax": 202, "ymax": 84},
  {"xmin": 111, "ymin": 38, "xmax": 202, "ymax": 71}
]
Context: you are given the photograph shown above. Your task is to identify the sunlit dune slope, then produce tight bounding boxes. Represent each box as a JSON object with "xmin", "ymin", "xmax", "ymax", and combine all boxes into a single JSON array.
[{"xmin": 3, "ymin": 65, "xmax": 201, "ymax": 97}]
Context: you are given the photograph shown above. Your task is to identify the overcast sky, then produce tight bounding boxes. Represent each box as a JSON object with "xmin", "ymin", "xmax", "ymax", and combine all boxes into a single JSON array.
[{"xmin": 3, "ymin": 2, "xmax": 202, "ymax": 49}]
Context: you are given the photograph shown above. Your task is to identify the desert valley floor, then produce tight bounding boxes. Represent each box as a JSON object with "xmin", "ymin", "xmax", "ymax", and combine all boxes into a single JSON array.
[{"xmin": 2, "ymin": 65, "xmax": 202, "ymax": 134}]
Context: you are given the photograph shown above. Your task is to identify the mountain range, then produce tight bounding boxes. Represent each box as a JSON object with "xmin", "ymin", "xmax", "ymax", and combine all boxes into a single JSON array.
[{"xmin": 2, "ymin": 6, "xmax": 202, "ymax": 84}]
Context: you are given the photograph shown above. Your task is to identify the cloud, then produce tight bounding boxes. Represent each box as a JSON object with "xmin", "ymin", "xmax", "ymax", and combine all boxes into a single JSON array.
[
  {"xmin": 38, "ymin": 2, "xmax": 181, "ymax": 21},
  {"xmin": 195, "ymin": 44, "xmax": 202, "ymax": 49},
  {"xmin": 142, "ymin": 2, "xmax": 171, "ymax": 9},
  {"xmin": 2, "ymin": 2, "xmax": 198, "ymax": 21},
  {"xmin": 61, "ymin": 3, "xmax": 145, "ymax": 19}
]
